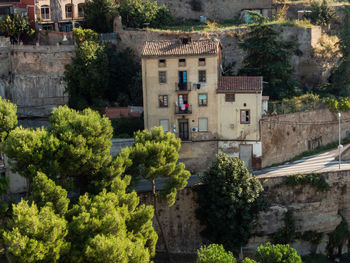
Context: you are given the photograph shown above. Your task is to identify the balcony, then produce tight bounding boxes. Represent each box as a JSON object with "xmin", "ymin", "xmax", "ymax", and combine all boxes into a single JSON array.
[
  {"xmin": 175, "ymin": 104, "xmax": 192, "ymax": 114},
  {"xmin": 175, "ymin": 82, "xmax": 191, "ymax": 92}
]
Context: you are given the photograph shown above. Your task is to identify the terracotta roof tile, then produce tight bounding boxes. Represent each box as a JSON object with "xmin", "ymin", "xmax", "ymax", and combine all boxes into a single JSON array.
[
  {"xmin": 218, "ymin": 76, "xmax": 263, "ymax": 93},
  {"xmin": 142, "ymin": 39, "xmax": 220, "ymax": 57}
]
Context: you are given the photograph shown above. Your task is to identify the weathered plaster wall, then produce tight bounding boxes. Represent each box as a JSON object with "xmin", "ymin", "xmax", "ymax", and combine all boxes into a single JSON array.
[
  {"xmin": 116, "ymin": 26, "xmax": 323, "ymax": 90},
  {"xmin": 139, "ymin": 170, "xmax": 350, "ymax": 257},
  {"xmin": 261, "ymin": 108, "xmax": 350, "ymax": 167},
  {"xmin": 153, "ymin": 0, "xmax": 274, "ymax": 21},
  {"xmin": 0, "ymin": 40, "xmax": 74, "ymax": 117}
]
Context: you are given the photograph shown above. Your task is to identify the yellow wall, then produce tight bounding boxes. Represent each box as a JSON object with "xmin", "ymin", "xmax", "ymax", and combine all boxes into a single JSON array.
[
  {"xmin": 142, "ymin": 55, "xmax": 219, "ymax": 141},
  {"xmin": 217, "ymin": 92, "xmax": 262, "ymax": 140}
]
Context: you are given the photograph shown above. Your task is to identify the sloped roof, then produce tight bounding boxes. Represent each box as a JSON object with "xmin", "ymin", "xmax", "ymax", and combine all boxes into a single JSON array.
[
  {"xmin": 142, "ymin": 39, "xmax": 220, "ymax": 57},
  {"xmin": 217, "ymin": 76, "xmax": 263, "ymax": 93}
]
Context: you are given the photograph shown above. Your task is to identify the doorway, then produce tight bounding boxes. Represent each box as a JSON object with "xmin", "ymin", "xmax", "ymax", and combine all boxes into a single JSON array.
[{"xmin": 178, "ymin": 119, "xmax": 189, "ymax": 141}]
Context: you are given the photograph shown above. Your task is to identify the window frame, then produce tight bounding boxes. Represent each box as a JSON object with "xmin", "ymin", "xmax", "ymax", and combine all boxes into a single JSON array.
[
  {"xmin": 198, "ymin": 58, "xmax": 206, "ymax": 66},
  {"xmin": 159, "ymin": 119, "xmax": 169, "ymax": 133},
  {"xmin": 240, "ymin": 110, "xmax": 250, "ymax": 124},
  {"xmin": 198, "ymin": 93, "xmax": 208, "ymax": 107},
  {"xmin": 158, "ymin": 59, "xmax": 166, "ymax": 67},
  {"xmin": 225, "ymin": 93, "xmax": 235, "ymax": 102},
  {"xmin": 65, "ymin": 4, "xmax": 72, "ymax": 19},
  {"xmin": 198, "ymin": 70, "xmax": 206, "ymax": 83},
  {"xmin": 40, "ymin": 5, "xmax": 50, "ymax": 20},
  {"xmin": 78, "ymin": 3, "xmax": 85, "ymax": 17},
  {"xmin": 158, "ymin": 71, "xmax": 167, "ymax": 84},
  {"xmin": 178, "ymin": 58, "xmax": 186, "ymax": 67},
  {"xmin": 198, "ymin": 117, "xmax": 208, "ymax": 132},
  {"xmin": 159, "ymin": 95, "xmax": 168, "ymax": 108}
]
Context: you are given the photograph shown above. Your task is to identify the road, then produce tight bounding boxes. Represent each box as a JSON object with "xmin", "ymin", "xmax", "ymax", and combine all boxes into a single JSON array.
[{"xmin": 253, "ymin": 144, "xmax": 350, "ymax": 178}]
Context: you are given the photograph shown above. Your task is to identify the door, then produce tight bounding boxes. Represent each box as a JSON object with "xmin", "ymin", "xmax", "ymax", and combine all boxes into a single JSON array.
[
  {"xmin": 178, "ymin": 119, "xmax": 189, "ymax": 141},
  {"xmin": 240, "ymin": 145, "xmax": 252, "ymax": 169},
  {"xmin": 178, "ymin": 71, "xmax": 187, "ymax": 90}
]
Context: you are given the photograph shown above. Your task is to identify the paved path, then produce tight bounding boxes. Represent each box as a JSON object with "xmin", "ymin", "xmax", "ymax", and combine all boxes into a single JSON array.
[{"xmin": 254, "ymin": 144, "xmax": 350, "ymax": 178}]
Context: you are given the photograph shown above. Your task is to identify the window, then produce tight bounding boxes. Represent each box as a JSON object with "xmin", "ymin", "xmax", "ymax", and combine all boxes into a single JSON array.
[
  {"xmin": 179, "ymin": 59, "xmax": 186, "ymax": 67},
  {"xmin": 199, "ymin": 58, "xmax": 206, "ymax": 66},
  {"xmin": 225, "ymin": 94, "xmax": 235, "ymax": 102},
  {"xmin": 159, "ymin": 71, "xmax": 167, "ymax": 84},
  {"xmin": 240, "ymin": 110, "xmax": 250, "ymax": 124},
  {"xmin": 41, "ymin": 5, "xmax": 50, "ymax": 20},
  {"xmin": 160, "ymin": 119, "xmax": 169, "ymax": 133},
  {"xmin": 78, "ymin": 3, "xmax": 85, "ymax": 17},
  {"xmin": 65, "ymin": 4, "xmax": 72, "ymax": 19},
  {"xmin": 159, "ymin": 59, "xmax": 166, "ymax": 67},
  {"xmin": 198, "ymin": 118, "xmax": 208, "ymax": 132},
  {"xmin": 159, "ymin": 95, "xmax": 168, "ymax": 107},
  {"xmin": 198, "ymin": 70, "xmax": 206, "ymax": 83},
  {"xmin": 198, "ymin": 93, "xmax": 207, "ymax": 106}
]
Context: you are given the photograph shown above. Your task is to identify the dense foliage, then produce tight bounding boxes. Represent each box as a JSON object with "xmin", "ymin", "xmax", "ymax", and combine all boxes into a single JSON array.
[
  {"xmin": 64, "ymin": 28, "xmax": 109, "ymax": 110},
  {"xmin": 111, "ymin": 117, "xmax": 144, "ymax": 138},
  {"xmin": 196, "ymin": 244, "xmax": 236, "ymax": 263},
  {"xmin": 0, "ymin": 97, "xmax": 17, "ymax": 143},
  {"xmin": 244, "ymin": 243, "xmax": 302, "ymax": 263},
  {"xmin": 196, "ymin": 154, "xmax": 266, "ymax": 250},
  {"xmin": 330, "ymin": 6, "xmax": 350, "ymax": 96},
  {"xmin": 239, "ymin": 12, "xmax": 298, "ymax": 100},
  {"xmin": 0, "ymin": 14, "xmax": 34, "ymax": 43},
  {"xmin": 3, "ymin": 172, "xmax": 157, "ymax": 262},
  {"xmin": 307, "ymin": 0, "xmax": 337, "ymax": 26},
  {"xmin": 119, "ymin": 0, "xmax": 173, "ymax": 28},
  {"xmin": 84, "ymin": 0, "xmax": 117, "ymax": 33},
  {"xmin": 282, "ymin": 173, "xmax": 330, "ymax": 192},
  {"xmin": 2, "ymin": 105, "xmax": 114, "ymax": 194},
  {"xmin": 64, "ymin": 28, "xmax": 142, "ymax": 109}
]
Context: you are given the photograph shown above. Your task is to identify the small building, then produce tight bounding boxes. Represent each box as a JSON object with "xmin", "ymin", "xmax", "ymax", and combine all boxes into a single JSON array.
[
  {"xmin": 35, "ymin": 0, "xmax": 85, "ymax": 31},
  {"xmin": 0, "ymin": 0, "xmax": 35, "ymax": 28},
  {"xmin": 141, "ymin": 37, "xmax": 267, "ymax": 170}
]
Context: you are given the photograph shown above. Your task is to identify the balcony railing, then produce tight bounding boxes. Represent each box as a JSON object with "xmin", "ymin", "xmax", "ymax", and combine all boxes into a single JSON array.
[
  {"xmin": 175, "ymin": 82, "xmax": 191, "ymax": 92},
  {"xmin": 175, "ymin": 104, "xmax": 192, "ymax": 114}
]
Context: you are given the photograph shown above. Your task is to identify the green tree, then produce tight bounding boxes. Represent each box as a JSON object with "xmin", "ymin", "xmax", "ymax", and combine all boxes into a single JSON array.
[
  {"xmin": 0, "ymin": 97, "xmax": 17, "ymax": 143},
  {"xmin": 196, "ymin": 244, "xmax": 236, "ymax": 263},
  {"xmin": 66, "ymin": 175, "xmax": 157, "ymax": 263},
  {"xmin": 307, "ymin": 0, "xmax": 337, "ymax": 26},
  {"xmin": 126, "ymin": 126, "xmax": 191, "ymax": 257},
  {"xmin": 0, "ymin": 14, "xmax": 34, "ymax": 43},
  {"xmin": 196, "ymin": 153, "xmax": 266, "ymax": 251},
  {"xmin": 64, "ymin": 28, "xmax": 109, "ymax": 110},
  {"xmin": 330, "ymin": 6, "xmax": 350, "ymax": 96},
  {"xmin": 119, "ymin": 0, "xmax": 172, "ymax": 28},
  {"xmin": 3, "ymin": 200, "xmax": 70, "ymax": 263},
  {"xmin": 84, "ymin": 0, "xmax": 118, "ymax": 33},
  {"xmin": 2, "ymin": 106, "xmax": 114, "ymax": 194},
  {"xmin": 238, "ymin": 13, "xmax": 298, "ymax": 100},
  {"xmin": 254, "ymin": 243, "xmax": 301, "ymax": 263}
]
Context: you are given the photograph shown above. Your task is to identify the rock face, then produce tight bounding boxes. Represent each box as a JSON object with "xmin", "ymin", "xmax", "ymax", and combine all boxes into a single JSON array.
[{"xmin": 140, "ymin": 170, "xmax": 350, "ymax": 258}]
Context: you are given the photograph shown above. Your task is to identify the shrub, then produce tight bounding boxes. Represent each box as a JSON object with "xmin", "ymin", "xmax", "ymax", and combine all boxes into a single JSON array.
[
  {"xmin": 111, "ymin": 117, "xmax": 144, "ymax": 138},
  {"xmin": 306, "ymin": 0, "xmax": 337, "ymax": 26},
  {"xmin": 314, "ymin": 34, "xmax": 340, "ymax": 59},
  {"xmin": 196, "ymin": 154, "xmax": 266, "ymax": 250},
  {"xmin": 196, "ymin": 244, "xmax": 236, "ymax": 263},
  {"xmin": 255, "ymin": 243, "xmax": 302, "ymax": 263}
]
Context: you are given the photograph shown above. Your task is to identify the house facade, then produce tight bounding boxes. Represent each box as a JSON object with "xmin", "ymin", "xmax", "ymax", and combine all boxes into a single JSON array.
[
  {"xmin": 141, "ymin": 38, "xmax": 266, "ymax": 170},
  {"xmin": 35, "ymin": 0, "xmax": 85, "ymax": 31}
]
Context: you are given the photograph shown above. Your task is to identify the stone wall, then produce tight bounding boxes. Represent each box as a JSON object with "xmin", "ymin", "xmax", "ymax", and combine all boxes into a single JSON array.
[
  {"xmin": 116, "ymin": 26, "xmax": 324, "ymax": 89},
  {"xmin": 261, "ymin": 108, "xmax": 350, "ymax": 167},
  {"xmin": 153, "ymin": 0, "xmax": 274, "ymax": 21},
  {"xmin": 0, "ymin": 39, "xmax": 74, "ymax": 117},
  {"xmin": 140, "ymin": 170, "xmax": 350, "ymax": 258}
]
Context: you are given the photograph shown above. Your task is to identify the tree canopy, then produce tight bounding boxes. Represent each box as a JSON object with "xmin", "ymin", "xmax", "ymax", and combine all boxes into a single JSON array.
[
  {"xmin": 0, "ymin": 14, "xmax": 34, "ymax": 43},
  {"xmin": 196, "ymin": 153, "xmax": 266, "ymax": 250},
  {"xmin": 238, "ymin": 13, "xmax": 298, "ymax": 100},
  {"xmin": 84, "ymin": 0, "xmax": 118, "ymax": 33}
]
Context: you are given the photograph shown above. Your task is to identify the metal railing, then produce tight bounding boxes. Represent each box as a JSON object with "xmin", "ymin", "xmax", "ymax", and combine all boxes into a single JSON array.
[
  {"xmin": 175, "ymin": 82, "xmax": 192, "ymax": 92},
  {"xmin": 175, "ymin": 104, "xmax": 192, "ymax": 114}
]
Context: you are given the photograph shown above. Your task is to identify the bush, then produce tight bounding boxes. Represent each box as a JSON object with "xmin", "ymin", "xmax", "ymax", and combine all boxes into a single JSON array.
[
  {"xmin": 306, "ymin": 0, "xmax": 337, "ymax": 26},
  {"xmin": 314, "ymin": 34, "xmax": 340, "ymax": 59},
  {"xmin": 196, "ymin": 154, "xmax": 266, "ymax": 250},
  {"xmin": 111, "ymin": 117, "xmax": 144, "ymax": 138},
  {"xmin": 196, "ymin": 244, "xmax": 236, "ymax": 263},
  {"xmin": 255, "ymin": 243, "xmax": 302, "ymax": 263}
]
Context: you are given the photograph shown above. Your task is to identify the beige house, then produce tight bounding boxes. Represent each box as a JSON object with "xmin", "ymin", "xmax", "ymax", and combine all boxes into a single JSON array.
[
  {"xmin": 36, "ymin": 0, "xmax": 85, "ymax": 31},
  {"xmin": 141, "ymin": 38, "xmax": 267, "ymax": 170}
]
